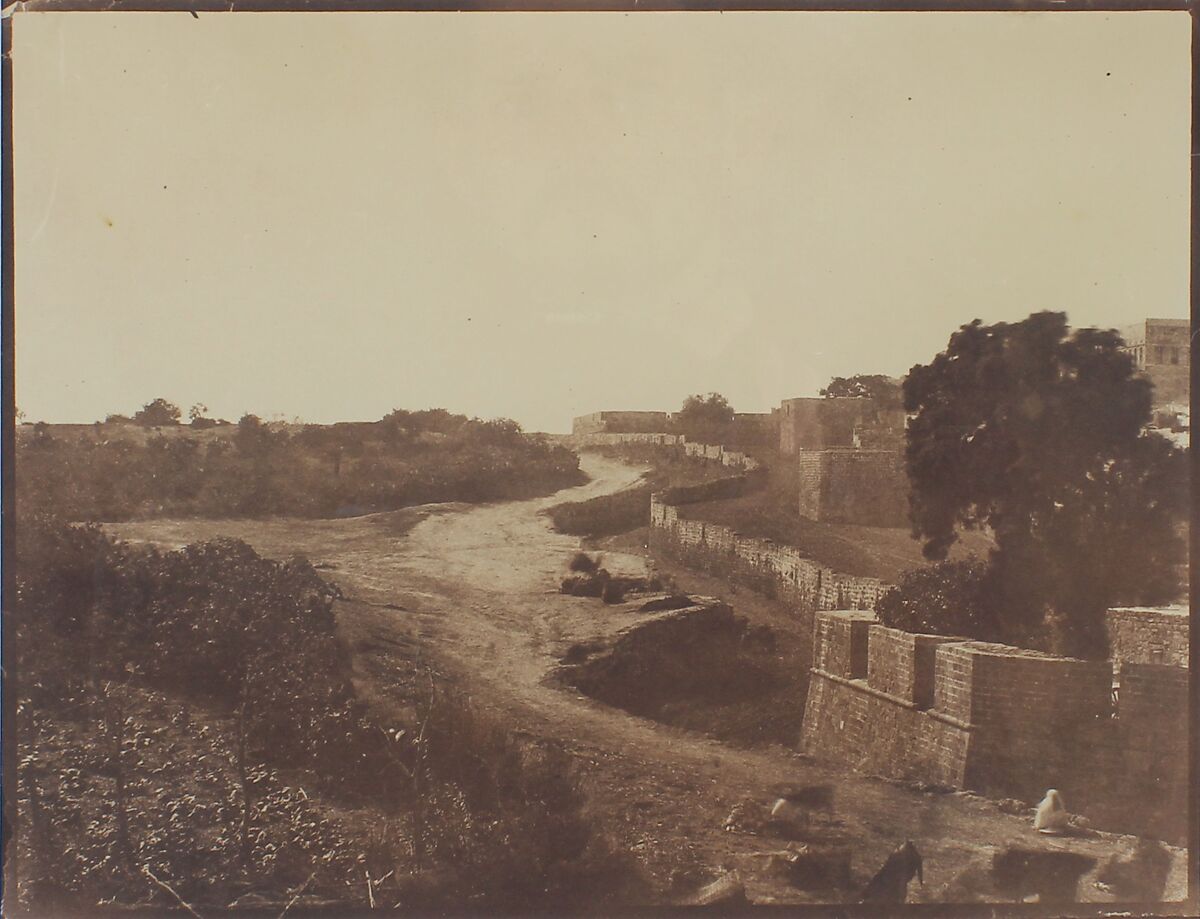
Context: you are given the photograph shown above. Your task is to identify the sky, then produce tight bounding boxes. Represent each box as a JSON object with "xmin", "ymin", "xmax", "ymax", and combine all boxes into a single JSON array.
[{"xmin": 12, "ymin": 10, "xmax": 1191, "ymax": 433}]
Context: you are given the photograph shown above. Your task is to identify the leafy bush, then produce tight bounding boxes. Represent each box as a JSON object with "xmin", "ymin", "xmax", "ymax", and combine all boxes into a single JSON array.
[
  {"xmin": 133, "ymin": 398, "xmax": 182, "ymax": 427},
  {"xmin": 875, "ymin": 557, "xmax": 1012, "ymax": 643},
  {"xmin": 12, "ymin": 517, "xmax": 641, "ymax": 913}
]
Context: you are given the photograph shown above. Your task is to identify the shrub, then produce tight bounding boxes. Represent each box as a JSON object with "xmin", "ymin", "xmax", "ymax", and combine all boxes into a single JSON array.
[
  {"xmin": 13, "ymin": 518, "xmax": 643, "ymax": 913},
  {"xmin": 876, "ymin": 557, "xmax": 1004, "ymax": 641},
  {"xmin": 569, "ymin": 551, "xmax": 599, "ymax": 573},
  {"xmin": 133, "ymin": 398, "xmax": 181, "ymax": 427}
]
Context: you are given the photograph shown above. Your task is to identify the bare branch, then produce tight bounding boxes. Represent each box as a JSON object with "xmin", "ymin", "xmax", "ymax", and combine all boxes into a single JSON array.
[{"xmin": 143, "ymin": 866, "xmax": 205, "ymax": 919}]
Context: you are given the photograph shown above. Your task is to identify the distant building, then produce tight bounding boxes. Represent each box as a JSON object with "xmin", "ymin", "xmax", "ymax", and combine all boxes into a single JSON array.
[{"xmin": 1119, "ymin": 318, "xmax": 1189, "ymax": 407}]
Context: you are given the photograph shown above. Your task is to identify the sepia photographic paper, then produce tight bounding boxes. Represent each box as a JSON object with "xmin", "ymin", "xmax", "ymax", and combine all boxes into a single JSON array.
[{"xmin": 3, "ymin": 5, "xmax": 1194, "ymax": 915}]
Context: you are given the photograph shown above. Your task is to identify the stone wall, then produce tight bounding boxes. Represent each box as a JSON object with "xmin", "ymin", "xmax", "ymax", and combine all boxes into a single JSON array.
[
  {"xmin": 796, "ymin": 448, "xmax": 908, "ymax": 526},
  {"xmin": 571, "ymin": 411, "xmax": 672, "ymax": 435},
  {"xmin": 801, "ymin": 610, "xmax": 1190, "ymax": 842},
  {"xmin": 1106, "ymin": 606, "xmax": 1189, "ymax": 670},
  {"xmin": 559, "ymin": 431, "xmax": 761, "ymax": 471},
  {"xmin": 779, "ymin": 398, "xmax": 873, "ymax": 454},
  {"xmin": 649, "ymin": 495, "xmax": 889, "ymax": 612},
  {"xmin": 565, "ymin": 432, "xmax": 684, "ymax": 448},
  {"xmin": 729, "ymin": 412, "xmax": 778, "ymax": 446},
  {"xmin": 867, "ymin": 626, "xmax": 962, "ymax": 709},
  {"xmin": 1115, "ymin": 663, "xmax": 1189, "ymax": 839}
]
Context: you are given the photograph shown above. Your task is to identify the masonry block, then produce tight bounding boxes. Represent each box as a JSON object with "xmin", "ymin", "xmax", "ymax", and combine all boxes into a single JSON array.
[
  {"xmin": 814, "ymin": 610, "xmax": 876, "ymax": 679},
  {"xmin": 867, "ymin": 626, "xmax": 963, "ymax": 708}
]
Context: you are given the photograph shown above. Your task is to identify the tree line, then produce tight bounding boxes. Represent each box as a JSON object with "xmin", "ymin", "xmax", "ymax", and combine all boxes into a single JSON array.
[{"xmin": 18, "ymin": 406, "xmax": 584, "ymax": 521}]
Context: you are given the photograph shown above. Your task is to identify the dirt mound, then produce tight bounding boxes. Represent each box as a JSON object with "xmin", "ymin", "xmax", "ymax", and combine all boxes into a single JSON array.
[{"xmin": 558, "ymin": 602, "xmax": 784, "ymax": 729}]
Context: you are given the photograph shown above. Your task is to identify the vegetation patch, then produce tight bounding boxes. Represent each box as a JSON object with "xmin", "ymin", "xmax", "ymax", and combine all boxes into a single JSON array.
[
  {"xmin": 11, "ymin": 516, "xmax": 643, "ymax": 914},
  {"xmin": 18, "ymin": 405, "xmax": 584, "ymax": 521}
]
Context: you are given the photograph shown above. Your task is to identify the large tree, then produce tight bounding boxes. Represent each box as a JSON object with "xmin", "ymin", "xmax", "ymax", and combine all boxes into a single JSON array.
[
  {"xmin": 674, "ymin": 392, "xmax": 735, "ymax": 442},
  {"xmin": 820, "ymin": 374, "xmax": 903, "ymax": 409},
  {"xmin": 133, "ymin": 398, "xmax": 181, "ymax": 427},
  {"xmin": 903, "ymin": 311, "xmax": 1187, "ymax": 659}
]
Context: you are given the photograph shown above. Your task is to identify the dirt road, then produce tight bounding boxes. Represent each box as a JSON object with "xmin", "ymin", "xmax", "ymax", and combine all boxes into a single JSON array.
[{"xmin": 107, "ymin": 454, "xmax": 1187, "ymax": 906}]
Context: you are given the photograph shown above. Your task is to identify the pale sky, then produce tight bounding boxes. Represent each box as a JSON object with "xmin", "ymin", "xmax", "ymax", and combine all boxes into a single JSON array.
[{"xmin": 12, "ymin": 11, "xmax": 1191, "ymax": 433}]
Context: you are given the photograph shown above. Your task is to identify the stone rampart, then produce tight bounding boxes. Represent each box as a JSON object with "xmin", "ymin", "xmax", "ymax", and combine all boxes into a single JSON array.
[
  {"xmin": 1106, "ymin": 606, "xmax": 1189, "ymax": 670},
  {"xmin": 562, "ymin": 432, "xmax": 760, "ymax": 471},
  {"xmin": 801, "ymin": 610, "xmax": 1189, "ymax": 842},
  {"xmin": 648, "ymin": 495, "xmax": 889, "ymax": 613},
  {"xmin": 796, "ymin": 448, "xmax": 908, "ymax": 526}
]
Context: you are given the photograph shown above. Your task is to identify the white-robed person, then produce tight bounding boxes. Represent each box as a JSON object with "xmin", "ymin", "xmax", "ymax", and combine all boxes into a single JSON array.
[{"xmin": 1034, "ymin": 789, "xmax": 1069, "ymax": 834}]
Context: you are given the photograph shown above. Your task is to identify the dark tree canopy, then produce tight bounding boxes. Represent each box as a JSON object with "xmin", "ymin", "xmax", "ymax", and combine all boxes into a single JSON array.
[
  {"xmin": 674, "ymin": 392, "xmax": 735, "ymax": 442},
  {"xmin": 902, "ymin": 311, "xmax": 1187, "ymax": 658},
  {"xmin": 820, "ymin": 374, "xmax": 903, "ymax": 409},
  {"xmin": 133, "ymin": 398, "xmax": 182, "ymax": 427}
]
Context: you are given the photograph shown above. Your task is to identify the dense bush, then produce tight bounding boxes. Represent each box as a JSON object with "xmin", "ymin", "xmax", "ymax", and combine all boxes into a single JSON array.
[
  {"xmin": 17, "ymin": 409, "xmax": 583, "ymax": 521},
  {"xmin": 875, "ymin": 557, "xmax": 1025, "ymax": 644},
  {"xmin": 12, "ymin": 517, "xmax": 638, "ymax": 913}
]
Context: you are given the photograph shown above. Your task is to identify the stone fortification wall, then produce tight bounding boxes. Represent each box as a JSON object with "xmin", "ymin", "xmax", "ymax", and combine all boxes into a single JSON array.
[
  {"xmin": 796, "ymin": 448, "xmax": 908, "ymax": 526},
  {"xmin": 1106, "ymin": 606, "xmax": 1188, "ymax": 670},
  {"xmin": 560, "ymin": 431, "xmax": 760, "ymax": 472},
  {"xmin": 566, "ymin": 432, "xmax": 684, "ymax": 448},
  {"xmin": 571, "ymin": 411, "xmax": 673, "ymax": 435},
  {"xmin": 801, "ymin": 610, "xmax": 1189, "ymax": 842},
  {"xmin": 649, "ymin": 495, "xmax": 888, "ymax": 612}
]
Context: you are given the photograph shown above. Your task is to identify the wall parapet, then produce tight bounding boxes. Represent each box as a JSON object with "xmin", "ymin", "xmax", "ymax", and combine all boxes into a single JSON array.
[{"xmin": 801, "ymin": 610, "xmax": 1189, "ymax": 842}]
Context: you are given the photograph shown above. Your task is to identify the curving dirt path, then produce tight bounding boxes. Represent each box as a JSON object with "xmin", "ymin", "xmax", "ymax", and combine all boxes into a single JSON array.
[{"xmin": 106, "ymin": 454, "xmax": 1188, "ymax": 906}]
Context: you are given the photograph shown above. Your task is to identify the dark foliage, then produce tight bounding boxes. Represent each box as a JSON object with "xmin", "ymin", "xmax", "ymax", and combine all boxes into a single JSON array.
[
  {"xmin": 133, "ymin": 398, "xmax": 182, "ymax": 427},
  {"xmin": 18, "ymin": 408, "xmax": 583, "ymax": 522},
  {"xmin": 568, "ymin": 552, "xmax": 600, "ymax": 573},
  {"xmin": 820, "ymin": 374, "xmax": 902, "ymax": 409},
  {"xmin": 12, "ymin": 518, "xmax": 640, "ymax": 913},
  {"xmin": 903, "ymin": 312, "xmax": 1188, "ymax": 657},
  {"xmin": 674, "ymin": 392, "xmax": 735, "ymax": 442},
  {"xmin": 875, "ymin": 558, "xmax": 1007, "ymax": 642}
]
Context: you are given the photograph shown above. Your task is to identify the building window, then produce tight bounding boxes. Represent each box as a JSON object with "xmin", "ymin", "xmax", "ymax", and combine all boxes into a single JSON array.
[{"xmin": 1170, "ymin": 348, "xmax": 1180, "ymax": 365}]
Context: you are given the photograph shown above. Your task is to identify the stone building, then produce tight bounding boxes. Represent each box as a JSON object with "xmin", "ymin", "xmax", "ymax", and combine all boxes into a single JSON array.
[{"xmin": 1119, "ymin": 318, "xmax": 1189, "ymax": 407}]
